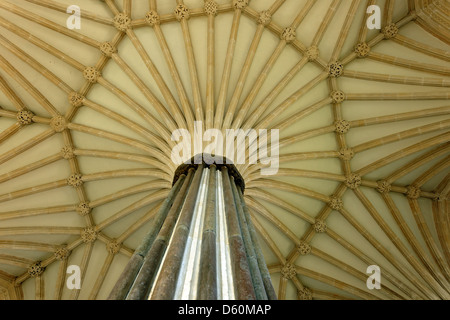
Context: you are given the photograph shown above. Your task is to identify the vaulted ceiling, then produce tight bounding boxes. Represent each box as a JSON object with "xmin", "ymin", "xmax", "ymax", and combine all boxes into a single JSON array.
[{"xmin": 0, "ymin": 0, "xmax": 449, "ymax": 300}]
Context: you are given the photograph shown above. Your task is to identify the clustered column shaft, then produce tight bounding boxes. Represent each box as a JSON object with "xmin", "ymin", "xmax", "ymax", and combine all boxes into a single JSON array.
[{"xmin": 108, "ymin": 157, "xmax": 276, "ymax": 300}]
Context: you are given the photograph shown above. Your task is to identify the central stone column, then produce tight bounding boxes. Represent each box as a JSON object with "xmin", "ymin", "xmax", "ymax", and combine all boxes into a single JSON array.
[{"xmin": 108, "ymin": 155, "xmax": 276, "ymax": 300}]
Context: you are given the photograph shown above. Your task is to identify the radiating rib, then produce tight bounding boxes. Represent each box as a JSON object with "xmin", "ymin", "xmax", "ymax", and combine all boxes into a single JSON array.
[
  {"xmin": 383, "ymin": 0, "xmax": 395, "ymax": 26},
  {"xmin": 104, "ymin": 0, "xmax": 120, "ymax": 16},
  {"xmin": 0, "ymin": 1, "xmax": 101, "ymax": 48},
  {"xmin": 73, "ymin": 149, "xmax": 172, "ymax": 174},
  {"xmin": 223, "ymin": 1, "xmax": 302, "ymax": 129},
  {"xmin": 150, "ymin": 15, "xmax": 195, "ymax": 133},
  {"xmin": 295, "ymin": 265, "xmax": 381, "ymax": 300},
  {"xmin": 0, "ymin": 108, "xmax": 16, "ymax": 119},
  {"xmin": 88, "ymin": 180, "xmax": 170, "ymax": 208},
  {"xmin": 357, "ymin": 0, "xmax": 376, "ymax": 43},
  {"xmin": 393, "ymin": 34, "xmax": 450, "ymax": 62},
  {"xmin": 205, "ymin": 2, "xmax": 215, "ymax": 131},
  {"xmin": 0, "ymin": 33, "xmax": 73, "ymax": 94},
  {"xmin": 312, "ymin": 0, "xmax": 341, "ymax": 47},
  {"xmin": 277, "ymin": 276, "xmax": 288, "ymax": 300},
  {"xmin": 214, "ymin": 9, "xmax": 241, "ymax": 129},
  {"xmin": 54, "ymin": 257, "xmax": 68, "ymax": 300},
  {"xmin": 382, "ymin": 193, "xmax": 450, "ymax": 294},
  {"xmin": 0, "ymin": 129, "xmax": 55, "ymax": 164},
  {"xmin": 82, "ymin": 169, "xmax": 171, "ymax": 183},
  {"xmin": 311, "ymin": 247, "xmax": 402, "ymax": 300},
  {"xmin": 368, "ymin": 52, "xmax": 450, "ymax": 76},
  {"xmin": 412, "ymin": 156, "xmax": 450, "ymax": 187},
  {"xmin": 354, "ymin": 188, "xmax": 450, "ymax": 298},
  {"xmin": 231, "ymin": 0, "xmax": 316, "ymax": 129},
  {"xmin": 0, "ymin": 122, "xmax": 21, "ymax": 144},
  {"xmin": 356, "ymin": 132, "xmax": 450, "ymax": 176},
  {"xmin": 0, "ymin": 240, "xmax": 57, "ymax": 252},
  {"xmin": 242, "ymin": 57, "xmax": 310, "ymax": 130},
  {"xmin": 222, "ymin": 24, "xmax": 264, "ymax": 130},
  {"xmin": 97, "ymin": 78, "xmax": 174, "ymax": 145},
  {"xmin": 176, "ymin": 0, "xmax": 204, "ymax": 127},
  {"xmin": 278, "ymin": 151, "xmax": 340, "ymax": 162},
  {"xmin": 353, "ymin": 119, "xmax": 450, "ymax": 153},
  {"xmin": 331, "ymin": 0, "xmax": 361, "ymax": 61},
  {"xmin": 232, "ymin": 41, "xmax": 289, "ymax": 130},
  {"xmin": 408, "ymin": 199, "xmax": 450, "ymax": 284},
  {"xmin": 0, "ymin": 227, "xmax": 81, "ymax": 237},
  {"xmin": 67, "ymin": 123, "xmax": 173, "ymax": 167},
  {"xmin": 343, "ymin": 70, "xmax": 450, "ymax": 87},
  {"xmin": 82, "ymin": 99, "xmax": 169, "ymax": 151},
  {"xmin": 225, "ymin": 0, "xmax": 309, "ymax": 130},
  {"xmin": 244, "ymin": 188, "xmax": 315, "ymax": 224},
  {"xmin": 432, "ymin": 198, "xmax": 450, "ymax": 268},
  {"xmin": 0, "ymin": 179, "xmax": 68, "ymax": 203},
  {"xmin": 246, "ymin": 179, "xmax": 330, "ymax": 203},
  {"xmin": 278, "ymin": 125, "xmax": 335, "ymax": 149},
  {"xmin": 346, "ymin": 91, "xmax": 450, "ymax": 100},
  {"xmin": 312, "ymin": 289, "xmax": 354, "ymax": 300},
  {"xmin": 248, "ymin": 210, "xmax": 286, "ymax": 265},
  {"xmin": 70, "ymin": 242, "xmax": 94, "ymax": 300},
  {"xmin": 289, "ymin": 276, "xmax": 306, "ymax": 297},
  {"xmin": 35, "ymin": 274, "xmax": 44, "ymax": 300},
  {"xmin": 326, "ymin": 227, "xmax": 424, "ymax": 300},
  {"xmin": 0, "ymin": 16, "xmax": 86, "ymax": 71},
  {"xmin": 245, "ymin": 196, "xmax": 300, "ymax": 245},
  {"xmin": 88, "ymin": 252, "xmax": 115, "ymax": 300},
  {"xmin": 338, "ymin": 206, "xmax": 440, "ymax": 299},
  {"xmin": 255, "ymin": 72, "xmax": 329, "ymax": 130},
  {"xmin": 0, "ymin": 254, "xmax": 33, "ymax": 269},
  {"xmin": 123, "ymin": 0, "xmax": 131, "ymax": 16},
  {"xmin": 0, "ymin": 153, "xmax": 62, "ymax": 184},
  {"xmin": 0, "ymin": 54, "xmax": 59, "ymax": 117},
  {"xmin": 95, "ymin": 189, "xmax": 169, "ymax": 231},
  {"xmin": 24, "ymin": 0, "xmax": 114, "ymax": 26},
  {"xmin": 349, "ymin": 106, "xmax": 450, "ymax": 128},
  {"xmin": 109, "ymin": 48, "xmax": 181, "ymax": 133},
  {"xmin": 0, "ymin": 205, "xmax": 76, "ymax": 222},
  {"xmin": 385, "ymin": 142, "xmax": 450, "ymax": 183},
  {"xmin": 247, "ymin": 168, "xmax": 345, "ymax": 185},
  {"xmin": 116, "ymin": 203, "xmax": 163, "ymax": 244},
  {"xmin": 0, "ymin": 74, "xmax": 26, "ymax": 110}
]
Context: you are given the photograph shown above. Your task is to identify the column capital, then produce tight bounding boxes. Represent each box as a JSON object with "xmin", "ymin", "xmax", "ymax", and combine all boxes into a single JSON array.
[{"xmin": 172, "ymin": 153, "xmax": 245, "ymax": 193}]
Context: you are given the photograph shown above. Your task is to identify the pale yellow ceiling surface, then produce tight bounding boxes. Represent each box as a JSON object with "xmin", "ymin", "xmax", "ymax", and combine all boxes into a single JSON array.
[{"xmin": 0, "ymin": 0, "xmax": 449, "ymax": 300}]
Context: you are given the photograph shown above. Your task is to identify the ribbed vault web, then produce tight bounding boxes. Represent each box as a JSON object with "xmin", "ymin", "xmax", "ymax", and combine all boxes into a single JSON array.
[{"xmin": 0, "ymin": 0, "xmax": 449, "ymax": 300}]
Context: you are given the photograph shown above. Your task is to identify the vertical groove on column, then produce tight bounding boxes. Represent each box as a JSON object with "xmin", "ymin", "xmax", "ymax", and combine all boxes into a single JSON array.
[
  {"xmin": 216, "ymin": 168, "xmax": 235, "ymax": 299},
  {"xmin": 230, "ymin": 176, "xmax": 268, "ymax": 300},
  {"xmin": 221, "ymin": 166, "xmax": 256, "ymax": 300},
  {"xmin": 198, "ymin": 164, "xmax": 218, "ymax": 299},
  {"xmin": 150, "ymin": 164, "xmax": 205, "ymax": 300},
  {"xmin": 107, "ymin": 173, "xmax": 187, "ymax": 300},
  {"xmin": 238, "ymin": 187, "xmax": 278, "ymax": 300},
  {"xmin": 126, "ymin": 168, "xmax": 195, "ymax": 300}
]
